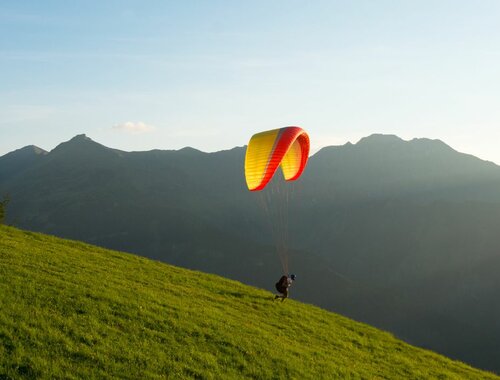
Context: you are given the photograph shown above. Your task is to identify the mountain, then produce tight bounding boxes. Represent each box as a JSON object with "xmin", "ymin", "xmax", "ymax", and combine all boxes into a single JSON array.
[
  {"xmin": 1, "ymin": 133, "xmax": 500, "ymax": 372},
  {"xmin": 301, "ymin": 134, "xmax": 500, "ymax": 203},
  {"xmin": 1, "ymin": 225, "xmax": 497, "ymax": 379},
  {"xmin": 0, "ymin": 144, "xmax": 47, "ymax": 183}
]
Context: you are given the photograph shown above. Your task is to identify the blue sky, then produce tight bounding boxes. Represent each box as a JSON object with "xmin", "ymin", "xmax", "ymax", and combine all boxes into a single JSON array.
[{"xmin": 1, "ymin": 1, "xmax": 500, "ymax": 162}]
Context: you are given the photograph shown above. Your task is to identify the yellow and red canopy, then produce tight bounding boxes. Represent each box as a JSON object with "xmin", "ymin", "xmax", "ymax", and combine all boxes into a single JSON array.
[{"xmin": 244, "ymin": 126, "xmax": 310, "ymax": 191}]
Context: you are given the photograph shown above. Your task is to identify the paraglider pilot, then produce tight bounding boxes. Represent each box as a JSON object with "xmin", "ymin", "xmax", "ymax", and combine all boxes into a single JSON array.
[{"xmin": 274, "ymin": 274, "xmax": 296, "ymax": 301}]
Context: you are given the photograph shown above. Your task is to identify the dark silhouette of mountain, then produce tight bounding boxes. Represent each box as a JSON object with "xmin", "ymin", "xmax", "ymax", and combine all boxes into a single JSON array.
[
  {"xmin": 1, "ymin": 133, "xmax": 500, "ymax": 373},
  {"xmin": 0, "ymin": 145, "xmax": 47, "ymax": 183},
  {"xmin": 302, "ymin": 134, "xmax": 500, "ymax": 203}
]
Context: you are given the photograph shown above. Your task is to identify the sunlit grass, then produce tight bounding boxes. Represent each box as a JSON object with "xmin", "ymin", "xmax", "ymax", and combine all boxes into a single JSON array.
[{"xmin": 0, "ymin": 225, "xmax": 497, "ymax": 379}]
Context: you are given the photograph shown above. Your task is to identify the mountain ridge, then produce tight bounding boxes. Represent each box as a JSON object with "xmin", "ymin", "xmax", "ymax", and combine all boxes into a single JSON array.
[{"xmin": 5, "ymin": 132, "xmax": 493, "ymax": 162}]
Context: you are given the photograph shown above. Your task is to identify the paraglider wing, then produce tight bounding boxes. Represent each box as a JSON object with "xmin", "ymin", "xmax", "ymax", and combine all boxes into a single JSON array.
[{"xmin": 244, "ymin": 126, "xmax": 310, "ymax": 191}]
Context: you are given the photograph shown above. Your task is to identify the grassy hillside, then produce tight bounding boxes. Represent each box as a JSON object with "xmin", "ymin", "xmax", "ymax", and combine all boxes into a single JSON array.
[{"xmin": 0, "ymin": 226, "xmax": 497, "ymax": 379}]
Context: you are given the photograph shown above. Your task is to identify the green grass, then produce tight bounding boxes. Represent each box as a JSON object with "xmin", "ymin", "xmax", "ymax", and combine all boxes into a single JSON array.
[{"xmin": 0, "ymin": 225, "xmax": 497, "ymax": 379}]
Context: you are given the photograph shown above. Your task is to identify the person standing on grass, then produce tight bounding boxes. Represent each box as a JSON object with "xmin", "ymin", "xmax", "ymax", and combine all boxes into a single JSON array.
[{"xmin": 274, "ymin": 274, "xmax": 295, "ymax": 301}]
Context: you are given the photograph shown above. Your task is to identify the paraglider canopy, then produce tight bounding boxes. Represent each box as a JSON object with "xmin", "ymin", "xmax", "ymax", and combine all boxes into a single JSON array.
[{"xmin": 244, "ymin": 126, "xmax": 310, "ymax": 191}]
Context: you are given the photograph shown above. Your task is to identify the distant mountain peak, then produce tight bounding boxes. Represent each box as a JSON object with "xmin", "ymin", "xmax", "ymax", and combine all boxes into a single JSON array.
[
  {"xmin": 1, "ymin": 145, "xmax": 47, "ymax": 159},
  {"xmin": 48, "ymin": 134, "xmax": 124, "ymax": 161},
  {"xmin": 31, "ymin": 145, "xmax": 48, "ymax": 155},
  {"xmin": 0, "ymin": 145, "xmax": 48, "ymax": 181},
  {"xmin": 353, "ymin": 134, "xmax": 461, "ymax": 157},
  {"xmin": 356, "ymin": 134, "xmax": 403, "ymax": 146},
  {"xmin": 17, "ymin": 145, "xmax": 47, "ymax": 156},
  {"xmin": 52, "ymin": 134, "xmax": 103, "ymax": 151},
  {"xmin": 178, "ymin": 146, "xmax": 203, "ymax": 154},
  {"xmin": 68, "ymin": 134, "xmax": 93, "ymax": 143},
  {"xmin": 409, "ymin": 137, "xmax": 451, "ymax": 148}
]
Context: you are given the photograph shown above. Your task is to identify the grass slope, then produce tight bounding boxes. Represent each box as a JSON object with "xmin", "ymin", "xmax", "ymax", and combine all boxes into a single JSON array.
[{"xmin": 0, "ymin": 226, "xmax": 497, "ymax": 380}]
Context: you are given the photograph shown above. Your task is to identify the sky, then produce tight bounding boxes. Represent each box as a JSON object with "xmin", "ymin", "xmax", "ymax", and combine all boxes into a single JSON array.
[{"xmin": 1, "ymin": 1, "xmax": 500, "ymax": 162}]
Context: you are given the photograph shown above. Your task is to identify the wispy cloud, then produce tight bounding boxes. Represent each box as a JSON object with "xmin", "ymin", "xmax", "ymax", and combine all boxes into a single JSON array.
[{"xmin": 112, "ymin": 121, "xmax": 155, "ymax": 134}]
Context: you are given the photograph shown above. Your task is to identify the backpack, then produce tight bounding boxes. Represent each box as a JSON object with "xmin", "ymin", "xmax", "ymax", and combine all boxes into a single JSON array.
[{"xmin": 275, "ymin": 275, "xmax": 288, "ymax": 293}]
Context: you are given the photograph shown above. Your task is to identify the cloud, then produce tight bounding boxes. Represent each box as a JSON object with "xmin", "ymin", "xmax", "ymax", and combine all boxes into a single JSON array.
[{"xmin": 112, "ymin": 121, "xmax": 155, "ymax": 134}]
